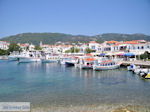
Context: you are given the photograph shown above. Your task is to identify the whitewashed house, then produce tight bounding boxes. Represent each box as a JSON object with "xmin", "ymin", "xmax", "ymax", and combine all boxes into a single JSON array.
[{"xmin": 0, "ymin": 41, "xmax": 10, "ymax": 50}]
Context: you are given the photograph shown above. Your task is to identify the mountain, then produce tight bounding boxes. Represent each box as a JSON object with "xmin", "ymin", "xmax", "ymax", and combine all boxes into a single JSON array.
[{"xmin": 1, "ymin": 33, "xmax": 150, "ymax": 45}]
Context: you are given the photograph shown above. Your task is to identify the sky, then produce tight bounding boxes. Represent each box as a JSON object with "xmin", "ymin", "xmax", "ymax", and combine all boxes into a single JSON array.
[{"xmin": 0, "ymin": 0, "xmax": 150, "ymax": 38}]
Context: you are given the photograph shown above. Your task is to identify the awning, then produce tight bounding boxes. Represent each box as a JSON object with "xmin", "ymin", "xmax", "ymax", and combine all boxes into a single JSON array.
[
  {"xmin": 124, "ymin": 53, "xmax": 135, "ymax": 56},
  {"xmin": 99, "ymin": 53, "xmax": 106, "ymax": 56},
  {"xmin": 116, "ymin": 53, "xmax": 124, "ymax": 56}
]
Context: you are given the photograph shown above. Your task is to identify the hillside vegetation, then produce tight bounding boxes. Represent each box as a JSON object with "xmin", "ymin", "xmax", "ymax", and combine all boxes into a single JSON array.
[{"xmin": 1, "ymin": 33, "xmax": 150, "ymax": 45}]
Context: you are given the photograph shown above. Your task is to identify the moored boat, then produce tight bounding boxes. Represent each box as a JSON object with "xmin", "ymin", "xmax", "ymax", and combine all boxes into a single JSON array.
[
  {"xmin": 127, "ymin": 64, "xmax": 137, "ymax": 71},
  {"xmin": 65, "ymin": 57, "xmax": 77, "ymax": 66},
  {"xmin": 59, "ymin": 57, "xmax": 71, "ymax": 65},
  {"xmin": 18, "ymin": 51, "xmax": 42, "ymax": 63},
  {"xmin": 19, "ymin": 57, "xmax": 41, "ymax": 63},
  {"xmin": 41, "ymin": 54, "xmax": 60, "ymax": 63},
  {"xmin": 93, "ymin": 60, "xmax": 121, "ymax": 70},
  {"xmin": 8, "ymin": 55, "xmax": 19, "ymax": 61},
  {"xmin": 8, "ymin": 52, "xmax": 20, "ymax": 61},
  {"xmin": 75, "ymin": 57, "xmax": 95, "ymax": 69},
  {"xmin": 145, "ymin": 72, "xmax": 150, "ymax": 79}
]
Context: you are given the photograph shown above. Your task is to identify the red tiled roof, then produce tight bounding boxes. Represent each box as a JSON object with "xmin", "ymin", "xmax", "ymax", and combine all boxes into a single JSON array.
[
  {"xmin": 106, "ymin": 41, "xmax": 118, "ymax": 44},
  {"xmin": 89, "ymin": 41, "xmax": 98, "ymax": 44}
]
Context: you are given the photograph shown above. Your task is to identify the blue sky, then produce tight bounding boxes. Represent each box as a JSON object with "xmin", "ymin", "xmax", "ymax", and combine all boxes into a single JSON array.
[{"xmin": 0, "ymin": 0, "xmax": 150, "ymax": 38}]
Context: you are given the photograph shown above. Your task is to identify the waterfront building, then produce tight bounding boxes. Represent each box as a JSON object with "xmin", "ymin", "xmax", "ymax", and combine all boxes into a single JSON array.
[
  {"xmin": 18, "ymin": 43, "xmax": 35, "ymax": 51},
  {"xmin": 88, "ymin": 41, "xmax": 100, "ymax": 51},
  {"xmin": 40, "ymin": 43, "xmax": 73, "ymax": 54},
  {"xmin": 92, "ymin": 40, "xmax": 150, "ymax": 55},
  {"xmin": 77, "ymin": 43, "xmax": 88, "ymax": 53},
  {"xmin": 0, "ymin": 41, "xmax": 10, "ymax": 50}
]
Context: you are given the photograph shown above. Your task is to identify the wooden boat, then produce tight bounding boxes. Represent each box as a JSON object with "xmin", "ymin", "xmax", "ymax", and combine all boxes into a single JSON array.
[{"xmin": 93, "ymin": 60, "xmax": 121, "ymax": 70}]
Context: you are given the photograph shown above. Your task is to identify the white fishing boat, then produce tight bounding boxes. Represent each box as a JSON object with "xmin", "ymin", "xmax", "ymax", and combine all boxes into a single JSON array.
[
  {"xmin": 41, "ymin": 54, "xmax": 60, "ymax": 63},
  {"xmin": 19, "ymin": 57, "xmax": 41, "ymax": 63},
  {"xmin": 93, "ymin": 60, "xmax": 121, "ymax": 70},
  {"xmin": 75, "ymin": 57, "xmax": 95, "ymax": 69},
  {"xmin": 134, "ymin": 68, "xmax": 141, "ymax": 75},
  {"xmin": 65, "ymin": 57, "xmax": 78, "ymax": 66},
  {"xmin": 8, "ymin": 52, "xmax": 20, "ymax": 61},
  {"xmin": 138, "ymin": 68, "xmax": 150, "ymax": 77},
  {"xmin": 8, "ymin": 55, "xmax": 19, "ymax": 61},
  {"xmin": 59, "ymin": 57, "xmax": 71, "ymax": 65},
  {"xmin": 127, "ymin": 64, "xmax": 140, "ymax": 71},
  {"xmin": 18, "ymin": 51, "xmax": 41, "ymax": 63}
]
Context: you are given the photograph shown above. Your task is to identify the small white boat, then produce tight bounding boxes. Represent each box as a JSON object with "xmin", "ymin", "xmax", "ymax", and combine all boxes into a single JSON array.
[
  {"xmin": 138, "ymin": 68, "xmax": 149, "ymax": 76},
  {"xmin": 59, "ymin": 57, "xmax": 71, "ymax": 65},
  {"xmin": 93, "ymin": 60, "xmax": 121, "ymax": 70},
  {"xmin": 8, "ymin": 52, "xmax": 20, "ymax": 61},
  {"xmin": 134, "ymin": 68, "xmax": 141, "ymax": 75},
  {"xmin": 41, "ymin": 55, "xmax": 60, "ymax": 63},
  {"xmin": 8, "ymin": 55, "xmax": 19, "ymax": 61},
  {"xmin": 127, "ymin": 64, "xmax": 141, "ymax": 73},
  {"xmin": 18, "ymin": 51, "xmax": 41, "ymax": 63},
  {"xmin": 75, "ymin": 58, "xmax": 95, "ymax": 69},
  {"xmin": 127, "ymin": 64, "xmax": 137, "ymax": 71},
  {"xmin": 65, "ymin": 57, "xmax": 77, "ymax": 66},
  {"xmin": 19, "ymin": 57, "xmax": 41, "ymax": 63}
]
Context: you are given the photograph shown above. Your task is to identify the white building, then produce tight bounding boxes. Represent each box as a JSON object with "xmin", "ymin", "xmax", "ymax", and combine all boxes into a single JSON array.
[
  {"xmin": 0, "ymin": 41, "xmax": 9, "ymax": 50},
  {"xmin": 97, "ymin": 40, "xmax": 150, "ymax": 55},
  {"xmin": 88, "ymin": 41, "xmax": 100, "ymax": 51}
]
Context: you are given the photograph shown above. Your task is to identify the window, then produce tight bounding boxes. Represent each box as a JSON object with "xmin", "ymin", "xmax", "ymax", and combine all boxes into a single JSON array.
[
  {"xmin": 141, "ymin": 46, "xmax": 144, "ymax": 49},
  {"xmin": 98, "ymin": 48, "xmax": 101, "ymax": 51},
  {"xmin": 91, "ymin": 46, "xmax": 95, "ymax": 50}
]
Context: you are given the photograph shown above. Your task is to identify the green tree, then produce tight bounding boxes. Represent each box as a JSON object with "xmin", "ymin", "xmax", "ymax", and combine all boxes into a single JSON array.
[
  {"xmin": 34, "ymin": 45, "xmax": 42, "ymax": 50},
  {"xmin": 85, "ymin": 47, "xmax": 93, "ymax": 53},
  {"xmin": 70, "ymin": 47, "xmax": 80, "ymax": 53},
  {"xmin": 65, "ymin": 50, "xmax": 71, "ymax": 53},
  {"xmin": 8, "ymin": 43, "xmax": 22, "ymax": 53},
  {"xmin": 140, "ymin": 51, "xmax": 150, "ymax": 59},
  {"xmin": 74, "ymin": 48, "xmax": 80, "ymax": 53},
  {"xmin": 65, "ymin": 47, "xmax": 80, "ymax": 53},
  {"xmin": 0, "ymin": 49, "xmax": 8, "ymax": 55}
]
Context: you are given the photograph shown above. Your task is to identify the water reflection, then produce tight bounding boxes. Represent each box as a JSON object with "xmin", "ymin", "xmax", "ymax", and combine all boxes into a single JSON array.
[{"xmin": 72, "ymin": 68, "xmax": 127, "ymax": 85}]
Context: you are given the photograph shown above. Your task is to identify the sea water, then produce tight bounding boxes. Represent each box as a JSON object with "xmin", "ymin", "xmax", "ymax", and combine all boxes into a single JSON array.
[{"xmin": 0, "ymin": 60, "xmax": 150, "ymax": 112}]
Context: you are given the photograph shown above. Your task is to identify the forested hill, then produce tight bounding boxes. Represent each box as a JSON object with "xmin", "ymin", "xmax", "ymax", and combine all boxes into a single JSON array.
[{"xmin": 1, "ymin": 33, "xmax": 150, "ymax": 45}]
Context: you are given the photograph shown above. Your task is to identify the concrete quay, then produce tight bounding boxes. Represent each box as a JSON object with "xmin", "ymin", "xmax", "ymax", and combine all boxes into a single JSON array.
[{"xmin": 121, "ymin": 60, "xmax": 150, "ymax": 67}]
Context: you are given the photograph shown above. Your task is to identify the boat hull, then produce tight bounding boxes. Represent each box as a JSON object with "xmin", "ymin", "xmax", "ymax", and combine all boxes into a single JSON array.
[
  {"xmin": 75, "ymin": 64, "xmax": 93, "ymax": 69},
  {"xmin": 41, "ymin": 59, "xmax": 57, "ymax": 63},
  {"xmin": 93, "ymin": 64, "xmax": 120, "ymax": 70},
  {"xmin": 65, "ymin": 62, "xmax": 74, "ymax": 66},
  {"xmin": 8, "ymin": 56, "xmax": 19, "ymax": 61},
  {"xmin": 19, "ymin": 57, "xmax": 41, "ymax": 63}
]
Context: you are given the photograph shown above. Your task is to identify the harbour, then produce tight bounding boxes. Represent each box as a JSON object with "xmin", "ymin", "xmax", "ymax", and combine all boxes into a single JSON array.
[
  {"xmin": 0, "ymin": 60, "xmax": 150, "ymax": 112},
  {"xmin": 0, "ymin": 0, "xmax": 150, "ymax": 111}
]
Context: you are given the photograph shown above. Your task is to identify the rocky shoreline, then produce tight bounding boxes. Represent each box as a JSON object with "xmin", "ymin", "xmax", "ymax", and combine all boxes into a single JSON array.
[{"xmin": 31, "ymin": 105, "xmax": 150, "ymax": 112}]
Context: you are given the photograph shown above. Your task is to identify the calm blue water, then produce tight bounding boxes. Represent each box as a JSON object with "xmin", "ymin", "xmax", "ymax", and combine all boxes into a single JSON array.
[{"xmin": 0, "ymin": 60, "xmax": 150, "ymax": 108}]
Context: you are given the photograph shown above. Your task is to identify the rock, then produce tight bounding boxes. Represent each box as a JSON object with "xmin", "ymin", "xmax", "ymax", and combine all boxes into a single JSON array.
[{"xmin": 112, "ymin": 107, "xmax": 135, "ymax": 112}]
